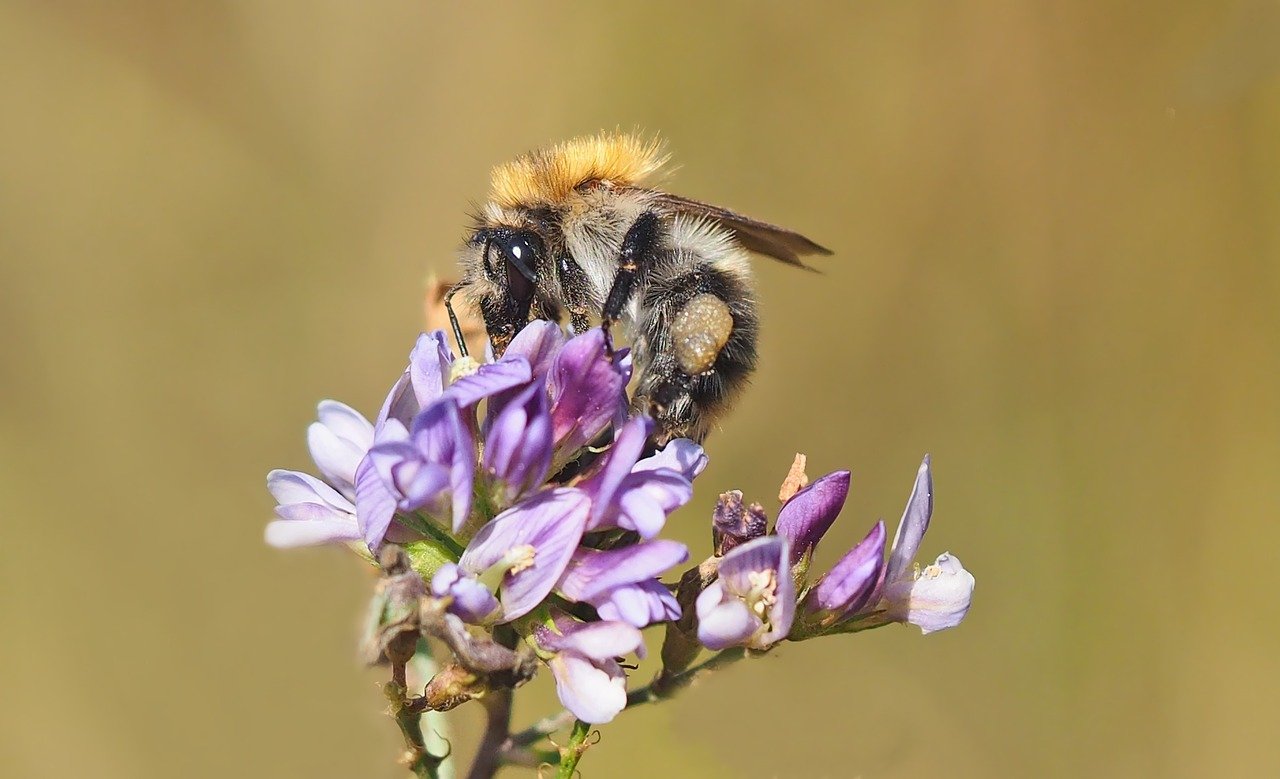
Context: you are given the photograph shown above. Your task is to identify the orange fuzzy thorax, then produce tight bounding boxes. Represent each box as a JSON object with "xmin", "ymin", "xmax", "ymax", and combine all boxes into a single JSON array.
[{"xmin": 488, "ymin": 133, "xmax": 669, "ymax": 209}]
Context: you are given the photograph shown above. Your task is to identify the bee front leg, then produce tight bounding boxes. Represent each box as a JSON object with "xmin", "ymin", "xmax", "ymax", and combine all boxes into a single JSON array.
[{"xmin": 600, "ymin": 211, "xmax": 661, "ymax": 354}]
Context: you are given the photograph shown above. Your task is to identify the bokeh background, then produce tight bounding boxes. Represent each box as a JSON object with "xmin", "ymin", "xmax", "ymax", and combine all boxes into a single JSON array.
[{"xmin": 3, "ymin": 2, "xmax": 1278, "ymax": 777}]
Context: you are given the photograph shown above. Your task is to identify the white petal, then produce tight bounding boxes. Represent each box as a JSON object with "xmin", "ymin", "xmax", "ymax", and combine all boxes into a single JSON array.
[
  {"xmin": 264, "ymin": 518, "xmax": 361, "ymax": 548},
  {"xmin": 266, "ymin": 470, "xmax": 352, "ymax": 512},
  {"xmin": 550, "ymin": 655, "xmax": 627, "ymax": 724},
  {"xmin": 884, "ymin": 552, "xmax": 974, "ymax": 634},
  {"xmin": 561, "ymin": 621, "xmax": 643, "ymax": 660}
]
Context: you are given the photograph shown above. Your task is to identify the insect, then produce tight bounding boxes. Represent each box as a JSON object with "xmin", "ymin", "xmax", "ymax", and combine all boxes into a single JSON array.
[{"xmin": 446, "ymin": 133, "xmax": 830, "ymax": 444}]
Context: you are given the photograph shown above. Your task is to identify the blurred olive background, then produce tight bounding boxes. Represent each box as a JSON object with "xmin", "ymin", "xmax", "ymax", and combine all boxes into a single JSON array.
[{"xmin": 3, "ymin": 2, "xmax": 1278, "ymax": 777}]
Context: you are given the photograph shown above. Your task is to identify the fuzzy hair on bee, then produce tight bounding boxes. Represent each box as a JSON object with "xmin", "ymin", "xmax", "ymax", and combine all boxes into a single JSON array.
[{"xmin": 445, "ymin": 132, "xmax": 830, "ymax": 444}]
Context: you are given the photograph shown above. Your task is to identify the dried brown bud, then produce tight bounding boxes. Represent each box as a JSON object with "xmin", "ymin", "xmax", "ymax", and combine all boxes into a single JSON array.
[
  {"xmin": 779, "ymin": 453, "xmax": 809, "ymax": 503},
  {"xmin": 712, "ymin": 490, "xmax": 768, "ymax": 556},
  {"xmin": 423, "ymin": 663, "xmax": 482, "ymax": 712}
]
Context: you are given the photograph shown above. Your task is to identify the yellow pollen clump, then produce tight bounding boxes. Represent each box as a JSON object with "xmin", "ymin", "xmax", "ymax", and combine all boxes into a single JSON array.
[
  {"xmin": 506, "ymin": 544, "xmax": 537, "ymax": 576},
  {"xmin": 450, "ymin": 356, "xmax": 480, "ymax": 383}
]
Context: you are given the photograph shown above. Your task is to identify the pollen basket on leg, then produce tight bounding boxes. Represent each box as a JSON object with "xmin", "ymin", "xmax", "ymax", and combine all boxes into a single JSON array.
[{"xmin": 671, "ymin": 293, "xmax": 735, "ymax": 375}]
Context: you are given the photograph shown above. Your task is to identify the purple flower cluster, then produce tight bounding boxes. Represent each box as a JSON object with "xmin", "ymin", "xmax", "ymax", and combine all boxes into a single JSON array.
[
  {"xmin": 266, "ymin": 324, "xmax": 701, "ymax": 723},
  {"xmin": 696, "ymin": 457, "xmax": 975, "ymax": 649}
]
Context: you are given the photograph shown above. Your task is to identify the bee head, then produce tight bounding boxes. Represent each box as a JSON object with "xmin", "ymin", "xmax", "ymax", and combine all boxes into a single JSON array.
[{"xmin": 477, "ymin": 227, "xmax": 545, "ymax": 305}]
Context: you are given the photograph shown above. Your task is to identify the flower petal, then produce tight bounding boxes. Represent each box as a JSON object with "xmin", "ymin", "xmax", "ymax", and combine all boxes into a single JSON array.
[
  {"xmin": 548, "ymin": 329, "xmax": 630, "ymax": 456},
  {"xmin": 774, "ymin": 470, "xmax": 850, "ymax": 567},
  {"xmin": 482, "ymin": 380, "xmax": 553, "ymax": 504},
  {"xmin": 354, "ymin": 455, "xmax": 398, "ymax": 549},
  {"xmin": 594, "ymin": 580, "xmax": 681, "ymax": 628},
  {"xmin": 632, "ymin": 437, "xmax": 708, "ymax": 480},
  {"xmin": 716, "ymin": 535, "xmax": 789, "ymax": 596},
  {"xmin": 445, "ymin": 357, "xmax": 532, "ymax": 408},
  {"xmin": 504, "ymin": 320, "xmax": 565, "ymax": 379},
  {"xmin": 548, "ymin": 654, "xmax": 627, "ymax": 724},
  {"xmin": 459, "ymin": 489, "xmax": 590, "ymax": 621},
  {"xmin": 884, "ymin": 552, "xmax": 974, "ymax": 634},
  {"xmin": 885, "ymin": 455, "xmax": 933, "ymax": 585},
  {"xmin": 264, "ymin": 517, "xmax": 362, "ymax": 548},
  {"xmin": 267, "ymin": 469, "xmax": 351, "ymax": 511},
  {"xmin": 557, "ymin": 540, "xmax": 689, "ymax": 601},
  {"xmin": 695, "ymin": 582, "xmax": 759, "ymax": 650},
  {"xmin": 811, "ymin": 520, "xmax": 885, "ymax": 616}
]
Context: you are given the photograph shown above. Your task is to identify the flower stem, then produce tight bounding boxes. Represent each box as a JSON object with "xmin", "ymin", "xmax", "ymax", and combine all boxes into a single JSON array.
[
  {"xmin": 555, "ymin": 720, "xmax": 592, "ymax": 779},
  {"xmin": 464, "ymin": 688, "xmax": 513, "ymax": 779},
  {"xmin": 385, "ymin": 669, "xmax": 446, "ymax": 779}
]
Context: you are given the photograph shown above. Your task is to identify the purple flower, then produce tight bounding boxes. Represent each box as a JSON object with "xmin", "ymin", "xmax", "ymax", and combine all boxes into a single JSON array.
[
  {"xmin": 577, "ymin": 417, "xmax": 703, "ymax": 539},
  {"xmin": 481, "ymin": 380, "xmax": 553, "ymax": 507},
  {"xmin": 695, "ymin": 535, "xmax": 795, "ymax": 650},
  {"xmin": 532, "ymin": 614, "xmax": 644, "ymax": 724},
  {"xmin": 363, "ymin": 397, "xmax": 476, "ymax": 540},
  {"xmin": 456, "ymin": 489, "xmax": 590, "ymax": 622},
  {"xmin": 547, "ymin": 329, "xmax": 631, "ymax": 464},
  {"xmin": 557, "ymin": 540, "xmax": 688, "ymax": 628},
  {"xmin": 264, "ymin": 469, "xmax": 364, "ymax": 548}
]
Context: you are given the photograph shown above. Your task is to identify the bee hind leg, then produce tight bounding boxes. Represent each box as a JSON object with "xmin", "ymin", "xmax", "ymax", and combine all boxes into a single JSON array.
[{"xmin": 635, "ymin": 264, "xmax": 758, "ymax": 445}]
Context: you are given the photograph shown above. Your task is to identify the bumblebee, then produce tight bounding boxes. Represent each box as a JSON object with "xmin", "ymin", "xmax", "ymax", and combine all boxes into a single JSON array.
[{"xmin": 446, "ymin": 133, "xmax": 829, "ymax": 444}]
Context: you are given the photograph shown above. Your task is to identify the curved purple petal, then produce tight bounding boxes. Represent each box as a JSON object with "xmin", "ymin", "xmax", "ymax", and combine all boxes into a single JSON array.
[
  {"xmin": 354, "ymin": 455, "xmax": 398, "ymax": 549},
  {"xmin": 594, "ymin": 580, "xmax": 681, "ymax": 627},
  {"xmin": 445, "ymin": 356, "xmax": 532, "ymax": 408},
  {"xmin": 885, "ymin": 455, "xmax": 933, "ymax": 585},
  {"xmin": 431, "ymin": 563, "xmax": 502, "ymax": 624},
  {"xmin": 409, "ymin": 331, "xmax": 453, "ymax": 408},
  {"xmin": 459, "ymin": 489, "xmax": 590, "ymax": 621},
  {"xmin": 548, "ymin": 329, "xmax": 631, "ymax": 456},
  {"xmin": 483, "ymin": 380, "xmax": 553, "ymax": 504},
  {"xmin": 775, "ymin": 470, "xmax": 851, "ymax": 567},
  {"xmin": 408, "ymin": 399, "xmax": 476, "ymax": 532},
  {"xmin": 377, "ymin": 332, "xmax": 453, "ymax": 430},
  {"xmin": 579, "ymin": 417, "xmax": 650, "ymax": 525},
  {"xmin": 504, "ymin": 320, "xmax": 565, "ymax": 379},
  {"xmin": 811, "ymin": 520, "xmax": 886, "ymax": 616},
  {"xmin": 557, "ymin": 540, "xmax": 689, "ymax": 601}
]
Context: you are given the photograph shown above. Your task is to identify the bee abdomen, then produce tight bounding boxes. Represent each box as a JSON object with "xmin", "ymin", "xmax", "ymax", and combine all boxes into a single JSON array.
[{"xmin": 635, "ymin": 256, "xmax": 758, "ymax": 443}]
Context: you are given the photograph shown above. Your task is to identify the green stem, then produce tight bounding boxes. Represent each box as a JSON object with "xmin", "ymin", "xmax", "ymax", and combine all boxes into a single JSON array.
[
  {"xmin": 555, "ymin": 720, "xmax": 592, "ymax": 779},
  {"xmin": 399, "ymin": 512, "xmax": 466, "ymax": 558},
  {"xmin": 385, "ymin": 675, "xmax": 446, "ymax": 779}
]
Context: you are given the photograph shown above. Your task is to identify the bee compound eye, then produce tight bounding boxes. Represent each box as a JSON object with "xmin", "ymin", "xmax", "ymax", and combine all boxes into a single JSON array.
[{"xmin": 497, "ymin": 231, "xmax": 542, "ymax": 302}]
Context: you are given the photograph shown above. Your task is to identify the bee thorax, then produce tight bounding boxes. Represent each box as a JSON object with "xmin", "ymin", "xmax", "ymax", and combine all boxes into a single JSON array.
[{"xmin": 671, "ymin": 293, "xmax": 734, "ymax": 375}]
